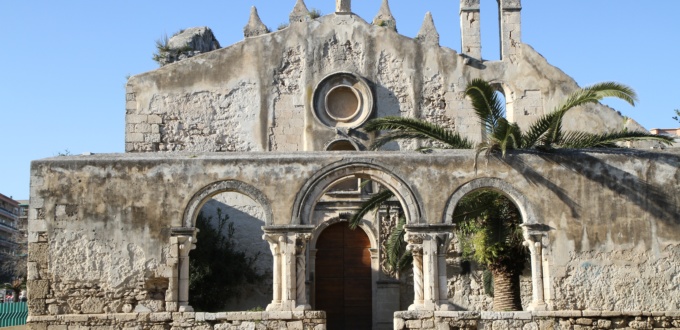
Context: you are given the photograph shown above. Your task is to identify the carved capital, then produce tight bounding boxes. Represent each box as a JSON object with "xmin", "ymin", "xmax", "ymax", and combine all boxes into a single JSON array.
[
  {"xmin": 295, "ymin": 233, "xmax": 311, "ymax": 255},
  {"xmin": 177, "ymin": 235, "xmax": 196, "ymax": 257},
  {"xmin": 263, "ymin": 233, "xmax": 283, "ymax": 255}
]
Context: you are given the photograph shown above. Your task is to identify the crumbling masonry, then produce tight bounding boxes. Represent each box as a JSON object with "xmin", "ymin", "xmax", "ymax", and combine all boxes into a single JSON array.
[{"xmin": 28, "ymin": 0, "xmax": 680, "ymax": 329}]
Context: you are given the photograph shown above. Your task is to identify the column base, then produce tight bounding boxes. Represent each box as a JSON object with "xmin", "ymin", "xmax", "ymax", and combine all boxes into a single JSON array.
[
  {"xmin": 266, "ymin": 300, "xmax": 297, "ymax": 311},
  {"xmin": 408, "ymin": 301, "xmax": 438, "ymax": 311},
  {"xmin": 178, "ymin": 305, "xmax": 194, "ymax": 312},
  {"xmin": 527, "ymin": 302, "xmax": 548, "ymax": 311}
]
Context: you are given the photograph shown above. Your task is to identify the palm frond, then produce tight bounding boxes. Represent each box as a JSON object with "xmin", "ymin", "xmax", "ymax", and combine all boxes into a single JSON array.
[
  {"xmin": 586, "ymin": 82, "xmax": 637, "ymax": 106},
  {"xmin": 385, "ymin": 216, "xmax": 410, "ymax": 272},
  {"xmin": 558, "ymin": 130, "xmax": 674, "ymax": 149},
  {"xmin": 364, "ymin": 117, "xmax": 473, "ymax": 150},
  {"xmin": 465, "ymin": 79, "xmax": 505, "ymax": 136},
  {"xmin": 534, "ymin": 82, "xmax": 639, "ymax": 148},
  {"xmin": 348, "ymin": 189, "xmax": 394, "ymax": 229}
]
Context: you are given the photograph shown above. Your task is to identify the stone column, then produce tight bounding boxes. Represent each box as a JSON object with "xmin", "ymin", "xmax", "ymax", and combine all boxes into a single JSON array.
[
  {"xmin": 406, "ymin": 227, "xmax": 454, "ymax": 311},
  {"xmin": 436, "ymin": 233, "xmax": 452, "ymax": 309},
  {"xmin": 264, "ymin": 233, "xmax": 283, "ymax": 309},
  {"xmin": 336, "ymin": 0, "xmax": 351, "ymax": 14},
  {"xmin": 264, "ymin": 229, "xmax": 313, "ymax": 311},
  {"xmin": 499, "ymin": 0, "xmax": 522, "ymax": 62},
  {"xmin": 295, "ymin": 233, "xmax": 312, "ymax": 309},
  {"xmin": 460, "ymin": 0, "xmax": 481, "ymax": 59},
  {"xmin": 406, "ymin": 232, "xmax": 424, "ymax": 310},
  {"xmin": 177, "ymin": 234, "xmax": 196, "ymax": 312},
  {"xmin": 522, "ymin": 224, "xmax": 547, "ymax": 311}
]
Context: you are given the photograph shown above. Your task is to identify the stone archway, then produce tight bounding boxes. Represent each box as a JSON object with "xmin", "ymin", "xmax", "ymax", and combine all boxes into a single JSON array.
[
  {"xmin": 442, "ymin": 177, "xmax": 549, "ymax": 311},
  {"xmin": 292, "ymin": 159, "xmax": 424, "ymax": 226},
  {"xmin": 169, "ymin": 180, "xmax": 273, "ymax": 312}
]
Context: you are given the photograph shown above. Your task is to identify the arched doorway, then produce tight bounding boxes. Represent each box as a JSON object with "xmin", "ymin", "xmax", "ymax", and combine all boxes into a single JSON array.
[{"xmin": 315, "ymin": 221, "xmax": 372, "ymax": 330}]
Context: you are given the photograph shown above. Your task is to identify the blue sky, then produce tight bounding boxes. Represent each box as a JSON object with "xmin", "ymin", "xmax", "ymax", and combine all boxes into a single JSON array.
[{"xmin": 1, "ymin": 1, "xmax": 679, "ymax": 200}]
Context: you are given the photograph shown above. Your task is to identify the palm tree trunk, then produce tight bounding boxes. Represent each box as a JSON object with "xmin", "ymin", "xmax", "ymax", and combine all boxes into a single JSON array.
[{"xmin": 491, "ymin": 269, "xmax": 522, "ymax": 311}]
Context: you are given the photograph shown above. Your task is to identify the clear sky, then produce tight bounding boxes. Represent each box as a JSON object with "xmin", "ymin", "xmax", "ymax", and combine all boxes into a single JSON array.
[{"xmin": 1, "ymin": 1, "xmax": 679, "ymax": 200}]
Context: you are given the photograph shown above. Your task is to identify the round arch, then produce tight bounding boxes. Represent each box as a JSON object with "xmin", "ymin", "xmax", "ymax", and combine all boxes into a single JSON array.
[
  {"xmin": 310, "ymin": 217, "xmax": 378, "ymax": 250},
  {"xmin": 292, "ymin": 159, "xmax": 424, "ymax": 225},
  {"xmin": 182, "ymin": 180, "xmax": 273, "ymax": 227},
  {"xmin": 442, "ymin": 177, "xmax": 538, "ymax": 225}
]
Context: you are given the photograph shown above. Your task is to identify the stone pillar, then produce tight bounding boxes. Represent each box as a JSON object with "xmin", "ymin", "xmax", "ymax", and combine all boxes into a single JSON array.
[
  {"xmin": 406, "ymin": 233, "xmax": 424, "ymax": 309},
  {"xmin": 336, "ymin": 0, "xmax": 351, "ymax": 14},
  {"xmin": 264, "ymin": 233, "xmax": 283, "ymax": 308},
  {"xmin": 295, "ymin": 233, "xmax": 312, "ymax": 309},
  {"xmin": 522, "ymin": 224, "xmax": 547, "ymax": 311},
  {"xmin": 264, "ymin": 228, "xmax": 313, "ymax": 311},
  {"xmin": 165, "ymin": 236, "xmax": 180, "ymax": 312},
  {"xmin": 177, "ymin": 234, "xmax": 196, "ymax": 312},
  {"xmin": 460, "ymin": 0, "xmax": 481, "ymax": 59},
  {"xmin": 499, "ymin": 0, "xmax": 522, "ymax": 62},
  {"xmin": 406, "ymin": 227, "xmax": 454, "ymax": 311}
]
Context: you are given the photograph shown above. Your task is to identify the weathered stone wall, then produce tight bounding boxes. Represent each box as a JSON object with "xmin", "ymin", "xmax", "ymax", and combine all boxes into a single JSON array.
[
  {"xmin": 29, "ymin": 310, "xmax": 326, "ymax": 330},
  {"xmin": 394, "ymin": 310, "xmax": 680, "ymax": 329},
  {"xmin": 125, "ymin": 11, "xmax": 646, "ymax": 153},
  {"xmin": 27, "ymin": 150, "xmax": 680, "ymax": 327}
]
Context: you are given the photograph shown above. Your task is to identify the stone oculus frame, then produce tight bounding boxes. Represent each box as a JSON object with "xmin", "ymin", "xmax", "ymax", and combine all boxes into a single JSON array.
[{"xmin": 312, "ymin": 71, "xmax": 374, "ymax": 129}]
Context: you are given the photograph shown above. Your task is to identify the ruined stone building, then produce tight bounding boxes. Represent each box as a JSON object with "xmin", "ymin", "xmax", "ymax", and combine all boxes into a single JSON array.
[{"xmin": 27, "ymin": 0, "xmax": 680, "ymax": 329}]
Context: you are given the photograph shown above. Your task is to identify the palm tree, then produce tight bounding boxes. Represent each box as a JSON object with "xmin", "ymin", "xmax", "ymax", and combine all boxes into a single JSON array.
[
  {"xmin": 352, "ymin": 79, "xmax": 672, "ymax": 311},
  {"xmin": 453, "ymin": 189, "xmax": 526, "ymax": 311}
]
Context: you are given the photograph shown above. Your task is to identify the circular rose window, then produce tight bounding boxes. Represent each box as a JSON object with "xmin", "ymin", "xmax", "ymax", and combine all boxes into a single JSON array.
[{"xmin": 313, "ymin": 72, "xmax": 373, "ymax": 128}]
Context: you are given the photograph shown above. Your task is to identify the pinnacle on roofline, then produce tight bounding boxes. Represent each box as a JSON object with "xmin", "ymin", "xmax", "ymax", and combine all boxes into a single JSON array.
[
  {"xmin": 372, "ymin": 0, "xmax": 396, "ymax": 31},
  {"xmin": 416, "ymin": 12, "xmax": 439, "ymax": 46},
  {"xmin": 243, "ymin": 6, "xmax": 269, "ymax": 38},
  {"xmin": 290, "ymin": 0, "xmax": 311, "ymax": 24}
]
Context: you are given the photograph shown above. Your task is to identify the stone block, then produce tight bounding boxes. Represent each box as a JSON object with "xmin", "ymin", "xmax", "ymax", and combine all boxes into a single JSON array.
[
  {"xmin": 394, "ymin": 318, "xmax": 406, "ymax": 330},
  {"xmin": 28, "ymin": 279, "xmax": 49, "ymax": 299},
  {"xmin": 127, "ymin": 114, "xmax": 147, "ymax": 124},
  {"xmin": 47, "ymin": 326, "xmax": 67, "ymax": 330},
  {"xmin": 28, "ymin": 242, "xmax": 49, "ymax": 263},
  {"xmin": 286, "ymin": 320, "xmax": 303, "ymax": 330},
  {"xmin": 128, "ymin": 133, "xmax": 145, "ymax": 142},
  {"xmin": 61, "ymin": 314, "xmax": 88, "ymax": 323},
  {"xmin": 597, "ymin": 319, "xmax": 611, "ymax": 328},
  {"xmin": 304, "ymin": 311, "xmax": 325, "ymax": 318},
  {"xmin": 406, "ymin": 320, "xmax": 422, "ymax": 328},
  {"xmin": 149, "ymin": 312, "xmax": 172, "ymax": 322},
  {"xmin": 147, "ymin": 115, "xmax": 163, "ymax": 124}
]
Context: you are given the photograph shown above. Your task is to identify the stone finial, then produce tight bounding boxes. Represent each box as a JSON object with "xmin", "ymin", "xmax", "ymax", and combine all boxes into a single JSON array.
[
  {"xmin": 372, "ymin": 0, "xmax": 397, "ymax": 31},
  {"xmin": 243, "ymin": 7, "xmax": 269, "ymax": 38},
  {"xmin": 416, "ymin": 12, "xmax": 439, "ymax": 45},
  {"xmin": 336, "ymin": 0, "xmax": 351, "ymax": 13},
  {"xmin": 289, "ymin": 0, "xmax": 311, "ymax": 23}
]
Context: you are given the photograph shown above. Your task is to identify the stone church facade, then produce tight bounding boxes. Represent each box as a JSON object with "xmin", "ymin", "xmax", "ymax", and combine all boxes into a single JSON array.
[{"xmin": 27, "ymin": 0, "xmax": 680, "ymax": 329}]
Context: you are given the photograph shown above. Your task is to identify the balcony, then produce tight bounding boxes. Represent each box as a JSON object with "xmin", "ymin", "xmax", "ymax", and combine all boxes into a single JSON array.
[
  {"xmin": 0, "ymin": 207, "xmax": 18, "ymax": 220},
  {"xmin": 0, "ymin": 221, "xmax": 18, "ymax": 234}
]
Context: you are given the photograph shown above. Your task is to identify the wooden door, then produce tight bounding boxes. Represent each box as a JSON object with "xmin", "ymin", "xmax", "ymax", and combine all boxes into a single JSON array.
[{"xmin": 316, "ymin": 222, "xmax": 372, "ymax": 330}]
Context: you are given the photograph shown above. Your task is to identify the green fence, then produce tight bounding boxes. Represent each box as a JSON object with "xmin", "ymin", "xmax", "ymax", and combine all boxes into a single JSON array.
[{"xmin": 0, "ymin": 302, "xmax": 27, "ymax": 327}]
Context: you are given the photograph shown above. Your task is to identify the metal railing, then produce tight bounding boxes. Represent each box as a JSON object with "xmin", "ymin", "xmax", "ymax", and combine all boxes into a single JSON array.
[{"xmin": 0, "ymin": 302, "xmax": 27, "ymax": 327}]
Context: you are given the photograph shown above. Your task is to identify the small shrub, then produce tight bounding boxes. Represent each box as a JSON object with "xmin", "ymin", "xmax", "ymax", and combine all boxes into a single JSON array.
[{"xmin": 309, "ymin": 8, "xmax": 322, "ymax": 19}]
